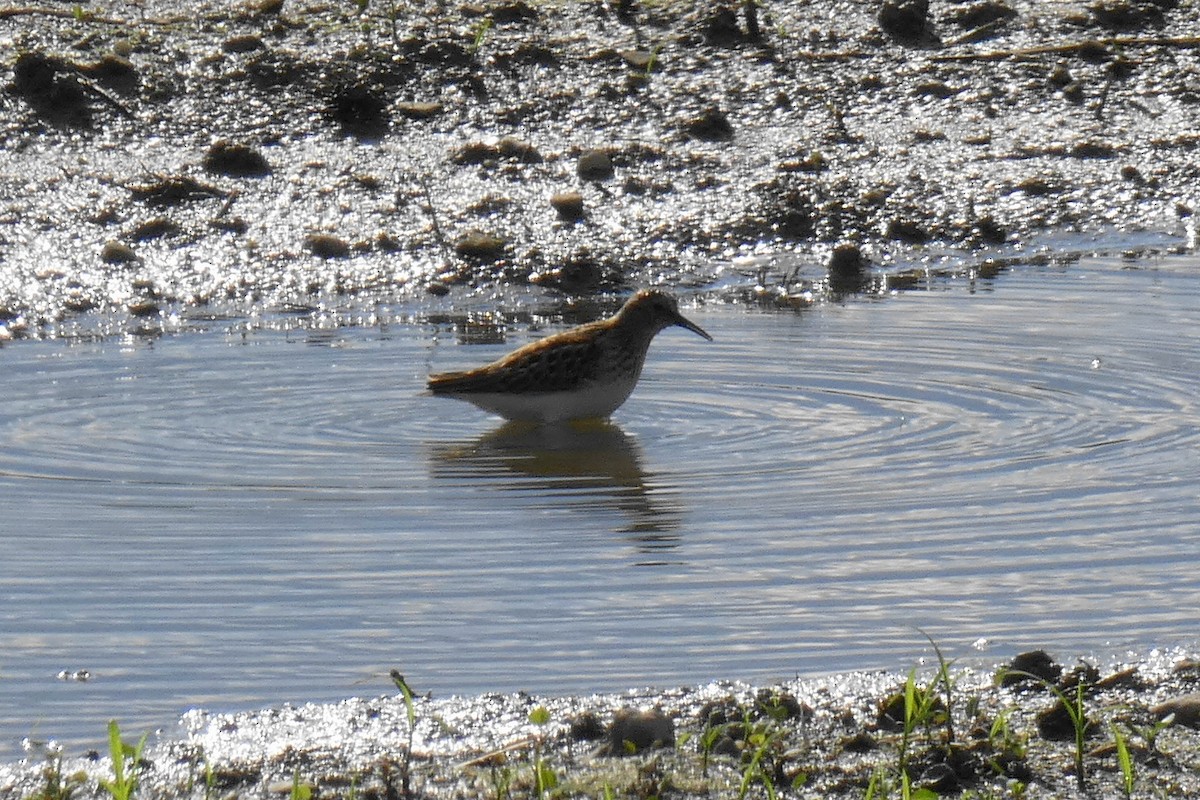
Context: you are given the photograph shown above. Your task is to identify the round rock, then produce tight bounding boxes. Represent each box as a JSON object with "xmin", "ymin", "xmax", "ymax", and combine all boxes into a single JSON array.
[{"xmin": 576, "ymin": 149, "xmax": 614, "ymax": 181}]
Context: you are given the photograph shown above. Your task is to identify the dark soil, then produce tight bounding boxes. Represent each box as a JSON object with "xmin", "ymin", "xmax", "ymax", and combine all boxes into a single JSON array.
[{"xmin": 2, "ymin": 0, "xmax": 1198, "ymax": 339}]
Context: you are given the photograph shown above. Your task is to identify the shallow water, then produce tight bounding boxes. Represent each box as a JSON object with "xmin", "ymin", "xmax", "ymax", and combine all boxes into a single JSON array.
[{"xmin": 1, "ymin": 252, "xmax": 1198, "ymax": 759}]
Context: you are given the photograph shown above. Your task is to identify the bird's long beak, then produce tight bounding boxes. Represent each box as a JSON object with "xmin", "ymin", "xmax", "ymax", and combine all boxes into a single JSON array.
[{"xmin": 674, "ymin": 312, "xmax": 713, "ymax": 341}]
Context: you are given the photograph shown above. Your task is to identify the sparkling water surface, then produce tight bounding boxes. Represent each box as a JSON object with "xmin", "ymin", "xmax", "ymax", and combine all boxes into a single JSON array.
[{"xmin": 1, "ymin": 252, "xmax": 1198, "ymax": 759}]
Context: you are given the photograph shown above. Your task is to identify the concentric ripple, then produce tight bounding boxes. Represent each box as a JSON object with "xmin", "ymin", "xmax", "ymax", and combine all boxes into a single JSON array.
[{"xmin": 1, "ymin": 254, "xmax": 1198, "ymax": 759}]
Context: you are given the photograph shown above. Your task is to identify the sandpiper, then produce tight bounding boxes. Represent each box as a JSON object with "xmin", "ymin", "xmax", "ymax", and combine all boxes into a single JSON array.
[{"xmin": 427, "ymin": 290, "xmax": 712, "ymax": 422}]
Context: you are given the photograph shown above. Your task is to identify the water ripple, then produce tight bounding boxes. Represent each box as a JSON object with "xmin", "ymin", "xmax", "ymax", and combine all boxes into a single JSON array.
[{"xmin": 1, "ymin": 255, "xmax": 1198, "ymax": 758}]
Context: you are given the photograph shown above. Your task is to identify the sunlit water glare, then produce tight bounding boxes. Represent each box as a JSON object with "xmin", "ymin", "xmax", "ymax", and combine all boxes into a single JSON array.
[{"xmin": 1, "ymin": 253, "xmax": 1198, "ymax": 759}]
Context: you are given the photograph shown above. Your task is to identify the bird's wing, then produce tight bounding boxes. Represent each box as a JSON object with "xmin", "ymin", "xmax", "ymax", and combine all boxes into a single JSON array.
[{"xmin": 428, "ymin": 326, "xmax": 602, "ymax": 394}]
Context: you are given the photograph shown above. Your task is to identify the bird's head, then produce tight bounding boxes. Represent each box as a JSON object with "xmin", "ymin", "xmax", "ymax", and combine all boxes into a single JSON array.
[{"xmin": 620, "ymin": 290, "xmax": 712, "ymax": 341}]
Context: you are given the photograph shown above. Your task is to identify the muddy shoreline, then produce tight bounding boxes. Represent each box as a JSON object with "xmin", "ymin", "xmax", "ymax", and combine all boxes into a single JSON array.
[
  {"xmin": 3, "ymin": 0, "xmax": 1198, "ymax": 340},
  {"xmin": 5, "ymin": 648, "xmax": 1200, "ymax": 799}
]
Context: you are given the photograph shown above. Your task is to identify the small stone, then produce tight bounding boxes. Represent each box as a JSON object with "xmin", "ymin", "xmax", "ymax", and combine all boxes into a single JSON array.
[
  {"xmin": 127, "ymin": 300, "xmax": 160, "ymax": 318},
  {"xmin": 497, "ymin": 136, "xmax": 541, "ymax": 162},
  {"xmin": 249, "ymin": 0, "xmax": 285, "ymax": 14},
  {"xmin": 1095, "ymin": 666, "xmax": 1143, "ymax": 690},
  {"xmin": 396, "ymin": 101, "xmax": 443, "ymax": 119},
  {"xmin": 1119, "ymin": 164, "xmax": 1143, "ymax": 183},
  {"xmin": 1048, "ymin": 64, "xmax": 1073, "ymax": 87},
  {"xmin": 569, "ymin": 711, "xmax": 605, "ymax": 741},
  {"xmin": 839, "ymin": 731, "xmax": 877, "ymax": 753},
  {"xmin": 913, "ymin": 81, "xmax": 956, "ymax": 99},
  {"xmin": 755, "ymin": 688, "xmax": 811, "ymax": 720},
  {"xmin": 328, "ymin": 83, "xmax": 389, "ymax": 138},
  {"xmin": 998, "ymin": 649, "xmax": 1062, "ymax": 687},
  {"xmin": 549, "ymin": 191, "xmax": 584, "ymax": 221},
  {"xmin": 878, "ymin": 691, "xmax": 945, "ymax": 732},
  {"xmin": 1071, "ymin": 141, "xmax": 1116, "ymax": 159},
  {"xmin": 879, "ymin": 0, "xmax": 938, "ymax": 44},
  {"xmin": 946, "ymin": 0, "xmax": 1018, "ymax": 29},
  {"xmin": 1015, "ymin": 176, "xmax": 1059, "ymax": 195},
  {"xmin": 1153, "ymin": 693, "xmax": 1200, "ymax": 728},
  {"xmin": 1036, "ymin": 698, "xmax": 1097, "ymax": 740},
  {"xmin": 454, "ymin": 231, "xmax": 507, "ymax": 261},
  {"xmin": 704, "ymin": 7, "xmax": 744, "ymax": 44},
  {"xmin": 603, "ymin": 708, "xmax": 674, "ymax": 756},
  {"xmin": 619, "ymin": 49, "xmax": 655, "ymax": 70},
  {"xmin": 305, "ymin": 233, "xmax": 351, "ymax": 259},
  {"xmin": 1171, "ymin": 658, "xmax": 1200, "ymax": 675},
  {"xmin": 101, "ymin": 240, "xmax": 138, "ymax": 264},
  {"xmin": 210, "ymin": 217, "xmax": 249, "ymax": 234},
  {"xmin": 453, "ymin": 141, "xmax": 501, "ymax": 165},
  {"xmin": 1062, "ymin": 81, "xmax": 1085, "ymax": 103},
  {"xmin": 204, "ymin": 141, "xmax": 271, "ymax": 177},
  {"xmin": 919, "ymin": 762, "xmax": 959, "ymax": 793},
  {"xmin": 223, "ymin": 34, "xmax": 264, "ymax": 53},
  {"xmin": 79, "ymin": 54, "xmax": 138, "ymax": 89},
  {"xmin": 268, "ymin": 780, "xmax": 313, "ymax": 795},
  {"xmin": 64, "ymin": 293, "xmax": 96, "ymax": 313},
  {"xmin": 884, "ymin": 218, "xmax": 929, "ymax": 243},
  {"xmin": 778, "ymin": 152, "xmax": 826, "ymax": 173},
  {"xmin": 576, "ymin": 149, "xmax": 614, "ymax": 181},
  {"xmin": 684, "ymin": 106, "xmax": 734, "ymax": 141},
  {"xmin": 130, "ymin": 217, "xmax": 180, "ymax": 241},
  {"xmin": 712, "ymin": 735, "xmax": 739, "ymax": 757},
  {"xmin": 480, "ymin": 0, "xmax": 538, "ymax": 23},
  {"xmin": 828, "ymin": 241, "xmax": 866, "ymax": 281}
]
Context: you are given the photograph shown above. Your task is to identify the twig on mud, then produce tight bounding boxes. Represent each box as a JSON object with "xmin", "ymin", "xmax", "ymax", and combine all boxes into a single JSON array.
[
  {"xmin": 932, "ymin": 34, "xmax": 1200, "ymax": 62},
  {"xmin": 411, "ymin": 174, "xmax": 451, "ymax": 263},
  {"xmin": 455, "ymin": 737, "xmax": 537, "ymax": 769},
  {"xmin": 126, "ymin": 173, "xmax": 231, "ymax": 206},
  {"xmin": 0, "ymin": 5, "xmax": 188, "ymax": 25}
]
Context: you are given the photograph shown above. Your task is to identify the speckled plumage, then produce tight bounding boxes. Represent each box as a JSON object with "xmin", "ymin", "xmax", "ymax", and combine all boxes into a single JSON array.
[{"xmin": 428, "ymin": 290, "xmax": 712, "ymax": 422}]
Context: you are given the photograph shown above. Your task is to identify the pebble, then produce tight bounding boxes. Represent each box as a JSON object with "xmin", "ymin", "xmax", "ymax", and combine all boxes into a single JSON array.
[
  {"xmin": 619, "ymin": 50, "xmax": 655, "ymax": 71},
  {"xmin": 1153, "ymin": 693, "xmax": 1200, "ymax": 728},
  {"xmin": 204, "ymin": 141, "xmax": 272, "ymax": 176},
  {"xmin": 549, "ymin": 191, "xmax": 584, "ymax": 221},
  {"xmin": 130, "ymin": 216, "xmax": 180, "ymax": 241},
  {"xmin": 79, "ymin": 54, "xmax": 139, "ymax": 89},
  {"xmin": 304, "ymin": 233, "xmax": 351, "ymax": 259},
  {"xmin": 828, "ymin": 241, "xmax": 865, "ymax": 273},
  {"xmin": 223, "ymin": 34, "xmax": 264, "ymax": 53},
  {"xmin": 497, "ymin": 136, "xmax": 541, "ymax": 162},
  {"xmin": 247, "ymin": 0, "xmax": 284, "ymax": 14},
  {"xmin": 683, "ymin": 107, "xmax": 734, "ymax": 141},
  {"xmin": 945, "ymin": 0, "xmax": 1017, "ymax": 29},
  {"xmin": 576, "ymin": 149, "xmax": 614, "ymax": 181},
  {"xmin": 128, "ymin": 300, "xmax": 160, "ymax": 318},
  {"xmin": 878, "ymin": 0, "xmax": 937, "ymax": 44},
  {"xmin": 101, "ymin": 240, "xmax": 138, "ymax": 264},
  {"xmin": 454, "ymin": 231, "xmax": 507, "ymax": 261},
  {"xmin": 998, "ymin": 649, "xmax": 1062, "ymax": 686},
  {"xmin": 396, "ymin": 101, "xmax": 444, "ymax": 119},
  {"xmin": 602, "ymin": 707, "xmax": 674, "ymax": 756}
]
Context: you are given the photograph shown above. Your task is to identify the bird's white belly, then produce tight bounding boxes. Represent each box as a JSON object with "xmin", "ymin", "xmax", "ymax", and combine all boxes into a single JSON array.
[{"xmin": 459, "ymin": 374, "xmax": 640, "ymax": 422}]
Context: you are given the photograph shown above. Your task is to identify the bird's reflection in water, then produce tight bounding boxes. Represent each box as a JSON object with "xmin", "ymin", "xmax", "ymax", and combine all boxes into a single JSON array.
[{"xmin": 428, "ymin": 420, "xmax": 683, "ymax": 558}]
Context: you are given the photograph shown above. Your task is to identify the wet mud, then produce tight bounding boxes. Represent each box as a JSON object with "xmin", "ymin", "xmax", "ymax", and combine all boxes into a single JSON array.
[
  {"xmin": 5, "ymin": 649, "xmax": 1200, "ymax": 799},
  {"xmin": 2, "ymin": 0, "xmax": 1198, "ymax": 338}
]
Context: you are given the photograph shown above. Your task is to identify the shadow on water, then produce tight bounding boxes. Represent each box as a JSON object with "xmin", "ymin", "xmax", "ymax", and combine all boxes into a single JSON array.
[{"xmin": 426, "ymin": 420, "xmax": 684, "ymax": 556}]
